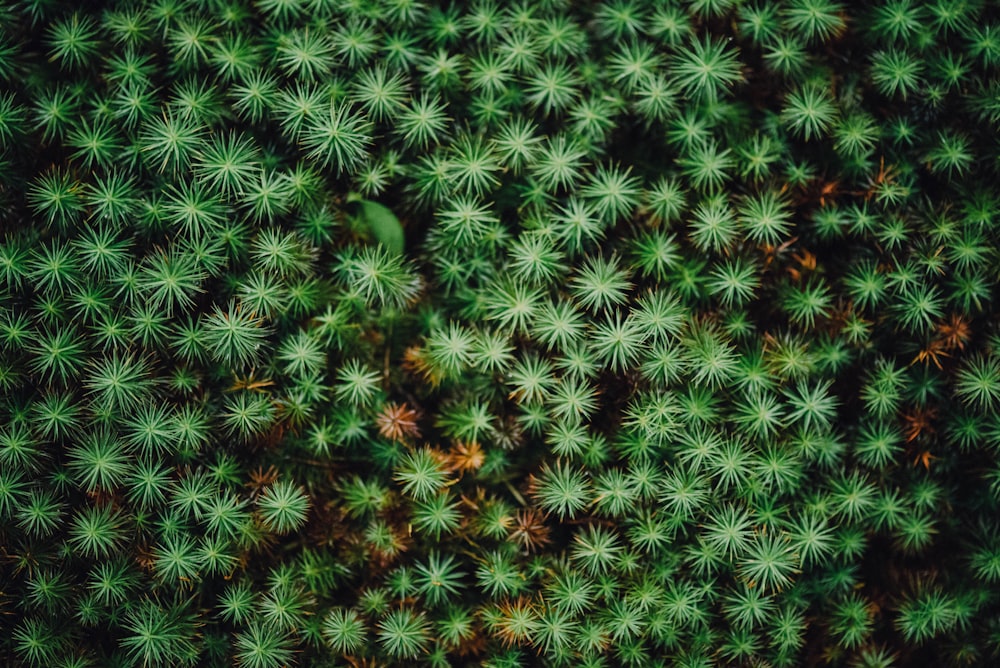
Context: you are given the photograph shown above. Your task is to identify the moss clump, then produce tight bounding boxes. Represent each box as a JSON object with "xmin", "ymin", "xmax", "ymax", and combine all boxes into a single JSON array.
[{"xmin": 2, "ymin": 1, "xmax": 1000, "ymax": 666}]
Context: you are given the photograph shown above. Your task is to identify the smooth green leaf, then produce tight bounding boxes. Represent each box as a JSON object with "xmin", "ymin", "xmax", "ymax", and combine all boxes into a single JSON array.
[{"xmin": 357, "ymin": 198, "xmax": 405, "ymax": 255}]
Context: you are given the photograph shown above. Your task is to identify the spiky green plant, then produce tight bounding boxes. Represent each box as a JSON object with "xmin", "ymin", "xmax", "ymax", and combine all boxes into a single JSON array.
[{"xmin": 671, "ymin": 34, "xmax": 743, "ymax": 102}]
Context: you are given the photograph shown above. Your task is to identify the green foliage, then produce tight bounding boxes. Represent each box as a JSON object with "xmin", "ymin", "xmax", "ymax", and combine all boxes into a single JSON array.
[
  {"xmin": 203, "ymin": 301, "xmax": 271, "ymax": 368},
  {"xmin": 356, "ymin": 198, "xmax": 406, "ymax": 255},
  {"xmin": 46, "ymin": 13, "xmax": 101, "ymax": 70},
  {"xmin": 377, "ymin": 608, "xmax": 430, "ymax": 659},
  {"xmin": 341, "ymin": 245, "xmax": 420, "ymax": 310},
  {"xmin": 870, "ymin": 48, "xmax": 925, "ymax": 99},
  {"xmin": 782, "ymin": 83, "xmax": 838, "ymax": 140},
  {"xmin": 1, "ymin": 2, "xmax": 999, "ymax": 666},
  {"xmin": 323, "ymin": 607, "xmax": 367, "ymax": 654},
  {"xmin": 257, "ymin": 479, "xmax": 311, "ymax": 534},
  {"xmin": 395, "ymin": 447, "xmax": 450, "ymax": 501},
  {"xmin": 533, "ymin": 461, "xmax": 591, "ymax": 520},
  {"xmin": 233, "ymin": 622, "xmax": 295, "ymax": 668},
  {"xmin": 783, "ymin": 0, "xmax": 846, "ymax": 43},
  {"xmin": 301, "ymin": 103, "xmax": 373, "ymax": 176},
  {"xmin": 671, "ymin": 34, "xmax": 743, "ymax": 102}
]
